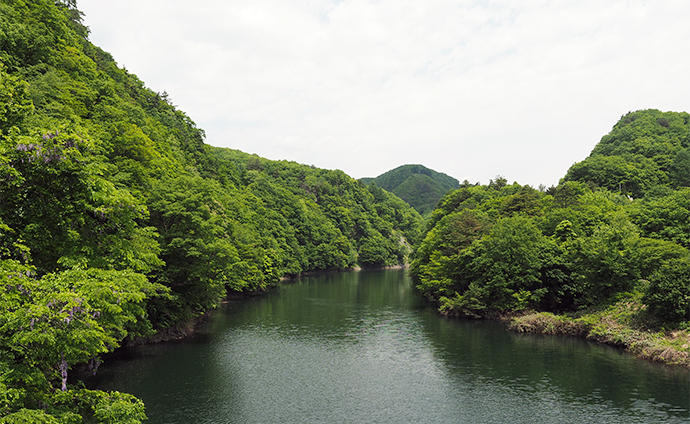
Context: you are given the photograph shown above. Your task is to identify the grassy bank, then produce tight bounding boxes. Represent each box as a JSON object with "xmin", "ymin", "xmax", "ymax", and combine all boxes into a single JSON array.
[{"xmin": 508, "ymin": 293, "xmax": 690, "ymax": 367}]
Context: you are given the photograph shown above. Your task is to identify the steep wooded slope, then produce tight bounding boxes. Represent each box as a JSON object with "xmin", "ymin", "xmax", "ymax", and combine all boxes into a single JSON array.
[
  {"xmin": 0, "ymin": 1, "xmax": 423, "ymax": 420},
  {"xmin": 562, "ymin": 109, "xmax": 690, "ymax": 198},
  {"xmin": 412, "ymin": 111, "xmax": 690, "ymax": 329}
]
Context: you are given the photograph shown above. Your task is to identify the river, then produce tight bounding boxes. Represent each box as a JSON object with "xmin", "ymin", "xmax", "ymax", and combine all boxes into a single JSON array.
[{"xmin": 90, "ymin": 269, "xmax": 689, "ymax": 423}]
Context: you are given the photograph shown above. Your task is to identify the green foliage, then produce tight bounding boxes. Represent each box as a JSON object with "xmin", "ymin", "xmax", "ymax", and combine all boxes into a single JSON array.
[
  {"xmin": 628, "ymin": 187, "xmax": 690, "ymax": 249},
  {"xmin": 64, "ymin": 389, "xmax": 147, "ymax": 424},
  {"xmin": 206, "ymin": 147, "xmax": 422, "ymax": 271},
  {"xmin": 0, "ymin": 65, "xmax": 33, "ymax": 137},
  {"xmin": 0, "ymin": 266, "xmax": 164, "ymax": 386},
  {"xmin": 412, "ymin": 172, "xmax": 690, "ymax": 322},
  {"xmin": 563, "ymin": 154, "xmax": 666, "ymax": 199},
  {"xmin": 410, "ymin": 110, "xmax": 690, "ymax": 326},
  {"xmin": 643, "ymin": 259, "xmax": 690, "ymax": 324},
  {"xmin": 669, "ymin": 148, "xmax": 690, "ymax": 187},
  {"xmin": 145, "ymin": 174, "xmax": 295, "ymax": 322},
  {"xmin": 563, "ymin": 213, "xmax": 642, "ymax": 305},
  {"xmin": 0, "ymin": 1, "xmax": 427, "ymax": 417},
  {"xmin": 563, "ymin": 109, "xmax": 690, "ymax": 198},
  {"xmin": 434, "ymin": 216, "xmax": 556, "ymax": 315},
  {"xmin": 363, "ymin": 164, "xmax": 460, "ymax": 216},
  {"xmin": 0, "ymin": 389, "xmax": 147, "ymax": 423},
  {"xmin": 0, "ymin": 409, "xmax": 63, "ymax": 424},
  {"xmin": 0, "ymin": 127, "xmax": 162, "ymax": 274},
  {"xmin": 0, "ymin": 260, "xmax": 158, "ymax": 421}
]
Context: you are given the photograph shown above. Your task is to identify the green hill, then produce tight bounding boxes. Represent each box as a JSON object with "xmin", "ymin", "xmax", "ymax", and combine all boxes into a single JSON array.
[
  {"xmin": 362, "ymin": 164, "xmax": 460, "ymax": 216},
  {"xmin": 562, "ymin": 109, "xmax": 690, "ymax": 198},
  {"xmin": 411, "ymin": 110, "xmax": 690, "ymax": 348}
]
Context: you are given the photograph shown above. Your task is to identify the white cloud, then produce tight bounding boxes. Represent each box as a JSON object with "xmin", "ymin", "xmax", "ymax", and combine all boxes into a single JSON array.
[{"xmin": 79, "ymin": 0, "xmax": 690, "ymax": 186}]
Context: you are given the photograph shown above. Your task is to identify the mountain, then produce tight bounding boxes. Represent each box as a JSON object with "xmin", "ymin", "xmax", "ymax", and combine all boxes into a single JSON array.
[{"xmin": 362, "ymin": 164, "xmax": 460, "ymax": 216}]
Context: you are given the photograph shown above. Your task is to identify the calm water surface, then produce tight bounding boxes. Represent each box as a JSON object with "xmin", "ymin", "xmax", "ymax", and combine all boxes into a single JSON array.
[{"xmin": 91, "ymin": 269, "xmax": 689, "ymax": 423}]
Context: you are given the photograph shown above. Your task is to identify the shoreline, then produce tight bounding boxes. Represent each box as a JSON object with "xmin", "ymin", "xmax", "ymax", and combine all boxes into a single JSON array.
[
  {"xmin": 432, "ymin": 288, "xmax": 689, "ymax": 368},
  {"xmin": 278, "ymin": 264, "xmax": 408, "ymax": 281},
  {"xmin": 505, "ymin": 307, "xmax": 689, "ymax": 368},
  {"xmin": 130, "ymin": 264, "xmax": 410, "ymax": 345},
  {"xmin": 128, "ymin": 267, "xmax": 689, "ymax": 369}
]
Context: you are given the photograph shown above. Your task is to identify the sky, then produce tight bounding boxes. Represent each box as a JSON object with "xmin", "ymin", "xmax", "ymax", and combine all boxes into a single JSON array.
[{"xmin": 78, "ymin": 0, "xmax": 690, "ymax": 187}]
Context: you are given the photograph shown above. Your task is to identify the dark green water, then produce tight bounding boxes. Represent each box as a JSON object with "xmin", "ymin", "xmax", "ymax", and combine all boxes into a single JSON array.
[{"xmin": 91, "ymin": 269, "xmax": 689, "ymax": 423}]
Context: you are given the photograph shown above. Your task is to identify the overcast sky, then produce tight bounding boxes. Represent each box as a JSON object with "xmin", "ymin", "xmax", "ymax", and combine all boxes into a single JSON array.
[{"xmin": 78, "ymin": 0, "xmax": 689, "ymax": 187}]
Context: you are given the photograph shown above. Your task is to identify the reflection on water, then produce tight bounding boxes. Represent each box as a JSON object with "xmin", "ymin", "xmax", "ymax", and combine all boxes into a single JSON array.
[{"xmin": 91, "ymin": 269, "xmax": 690, "ymax": 423}]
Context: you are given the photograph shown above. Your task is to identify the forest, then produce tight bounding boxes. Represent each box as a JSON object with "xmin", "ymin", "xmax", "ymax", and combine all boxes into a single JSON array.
[
  {"xmin": 0, "ymin": 0, "xmax": 688, "ymax": 422},
  {"xmin": 361, "ymin": 164, "xmax": 460, "ymax": 216},
  {"xmin": 410, "ymin": 109, "xmax": 689, "ymax": 365},
  {"xmin": 0, "ymin": 1, "xmax": 424, "ymax": 421}
]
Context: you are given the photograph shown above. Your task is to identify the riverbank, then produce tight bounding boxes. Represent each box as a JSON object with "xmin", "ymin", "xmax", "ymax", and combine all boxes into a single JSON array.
[
  {"xmin": 278, "ymin": 264, "xmax": 408, "ymax": 281},
  {"xmin": 129, "ymin": 265, "xmax": 411, "ymax": 345},
  {"xmin": 91, "ymin": 268, "xmax": 689, "ymax": 423},
  {"xmin": 507, "ymin": 294, "xmax": 690, "ymax": 367},
  {"xmin": 129, "ymin": 267, "xmax": 689, "ymax": 368}
]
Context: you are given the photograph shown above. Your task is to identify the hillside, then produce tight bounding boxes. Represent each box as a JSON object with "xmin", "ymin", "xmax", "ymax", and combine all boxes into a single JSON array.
[
  {"xmin": 411, "ymin": 110, "xmax": 689, "ymax": 364},
  {"xmin": 0, "ymin": 1, "xmax": 423, "ymax": 421},
  {"xmin": 362, "ymin": 164, "xmax": 460, "ymax": 216},
  {"xmin": 562, "ymin": 109, "xmax": 690, "ymax": 198}
]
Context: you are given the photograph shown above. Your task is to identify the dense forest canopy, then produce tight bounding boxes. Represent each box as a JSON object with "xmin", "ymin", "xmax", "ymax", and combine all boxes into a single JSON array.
[
  {"xmin": 563, "ymin": 109, "xmax": 690, "ymax": 197},
  {"xmin": 411, "ymin": 110, "xmax": 689, "ymax": 327},
  {"xmin": 0, "ymin": 1, "xmax": 422, "ymax": 421},
  {"xmin": 361, "ymin": 164, "xmax": 460, "ymax": 216}
]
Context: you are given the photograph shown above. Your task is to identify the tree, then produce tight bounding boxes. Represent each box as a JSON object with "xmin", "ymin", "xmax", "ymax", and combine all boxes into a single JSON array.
[
  {"xmin": 564, "ymin": 213, "xmax": 643, "ymax": 306},
  {"xmin": 1, "ymin": 128, "xmax": 162, "ymax": 274},
  {"xmin": 0, "ymin": 66, "xmax": 34, "ymax": 137},
  {"xmin": 629, "ymin": 188, "xmax": 690, "ymax": 249},
  {"xmin": 563, "ymin": 154, "xmax": 666, "ymax": 198},
  {"xmin": 147, "ymin": 175, "xmax": 241, "ymax": 320},
  {"xmin": 1, "ymin": 268, "xmax": 164, "ymax": 390},
  {"xmin": 669, "ymin": 148, "xmax": 690, "ymax": 188},
  {"xmin": 643, "ymin": 259, "xmax": 690, "ymax": 324},
  {"xmin": 0, "ymin": 263, "xmax": 160, "ymax": 421}
]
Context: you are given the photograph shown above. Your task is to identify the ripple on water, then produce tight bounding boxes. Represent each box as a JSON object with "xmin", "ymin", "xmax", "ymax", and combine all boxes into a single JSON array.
[{"xmin": 92, "ymin": 269, "xmax": 690, "ymax": 424}]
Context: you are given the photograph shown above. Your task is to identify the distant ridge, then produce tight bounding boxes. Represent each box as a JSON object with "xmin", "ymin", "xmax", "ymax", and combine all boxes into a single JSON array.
[{"xmin": 362, "ymin": 164, "xmax": 460, "ymax": 216}]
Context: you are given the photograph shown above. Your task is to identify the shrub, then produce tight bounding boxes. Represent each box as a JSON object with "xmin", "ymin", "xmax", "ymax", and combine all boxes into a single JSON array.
[{"xmin": 643, "ymin": 259, "xmax": 690, "ymax": 324}]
